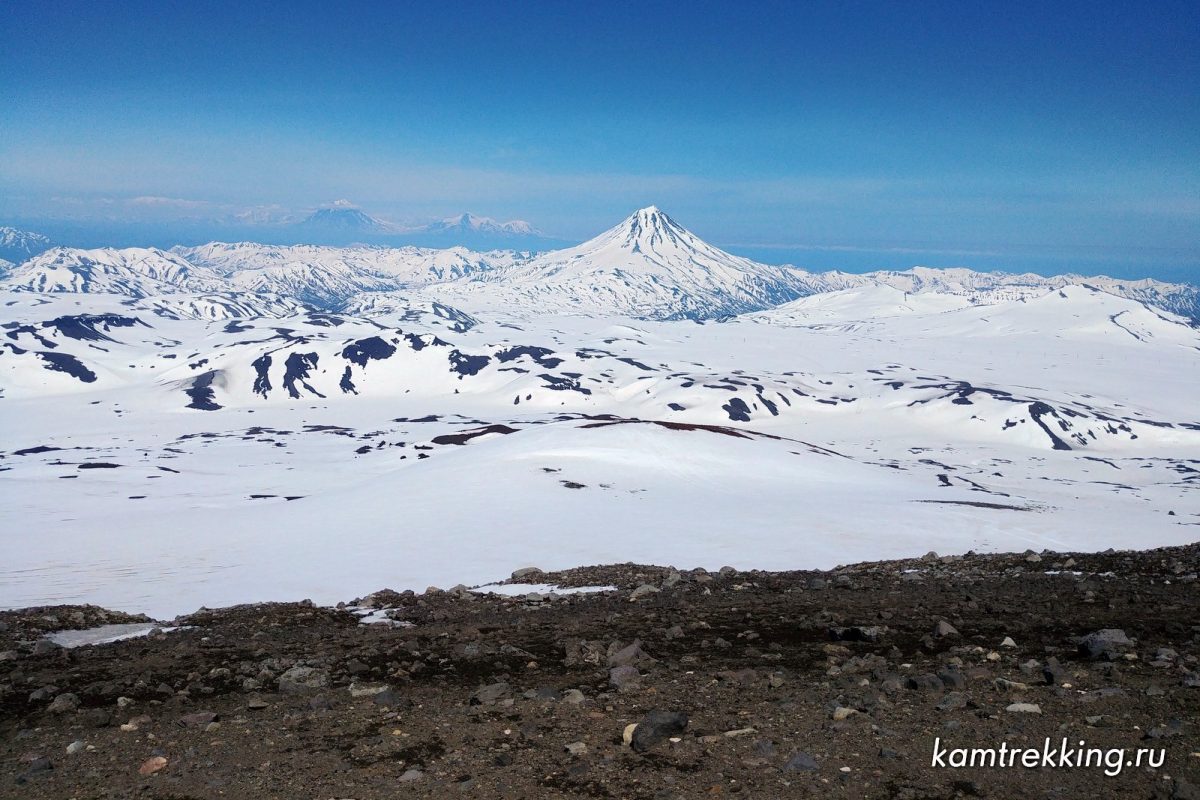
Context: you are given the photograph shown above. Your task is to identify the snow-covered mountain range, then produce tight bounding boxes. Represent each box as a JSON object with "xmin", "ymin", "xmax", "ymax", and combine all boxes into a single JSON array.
[
  {"xmin": 5, "ymin": 207, "xmax": 1196, "ymax": 321},
  {"xmin": 1, "ymin": 206, "xmax": 1197, "ymax": 615},
  {"xmin": 174, "ymin": 242, "xmax": 523, "ymax": 308},
  {"xmin": 2, "ymin": 247, "xmax": 226, "ymax": 296}
]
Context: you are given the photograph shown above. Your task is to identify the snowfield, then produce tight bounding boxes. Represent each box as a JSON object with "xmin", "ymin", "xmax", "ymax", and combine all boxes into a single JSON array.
[{"xmin": 1, "ymin": 209, "xmax": 1197, "ymax": 617}]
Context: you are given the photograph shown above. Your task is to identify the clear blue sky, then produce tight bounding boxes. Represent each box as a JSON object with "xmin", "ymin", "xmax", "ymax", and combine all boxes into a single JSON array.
[{"xmin": 1, "ymin": 0, "xmax": 1197, "ymax": 280}]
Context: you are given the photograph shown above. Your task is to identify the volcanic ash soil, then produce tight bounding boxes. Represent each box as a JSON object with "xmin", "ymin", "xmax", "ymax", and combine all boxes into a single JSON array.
[{"xmin": 2, "ymin": 546, "xmax": 1199, "ymax": 799}]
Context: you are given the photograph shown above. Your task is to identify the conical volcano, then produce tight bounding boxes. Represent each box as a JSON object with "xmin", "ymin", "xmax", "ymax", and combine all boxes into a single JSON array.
[{"xmin": 432, "ymin": 206, "xmax": 813, "ymax": 319}]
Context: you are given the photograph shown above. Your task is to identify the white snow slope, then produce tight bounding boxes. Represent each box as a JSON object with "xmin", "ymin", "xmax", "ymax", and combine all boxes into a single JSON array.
[{"xmin": 0, "ymin": 208, "xmax": 1197, "ymax": 618}]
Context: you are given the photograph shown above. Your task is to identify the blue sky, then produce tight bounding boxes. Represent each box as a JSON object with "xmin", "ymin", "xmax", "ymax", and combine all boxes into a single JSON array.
[{"xmin": 1, "ymin": 0, "xmax": 1197, "ymax": 280}]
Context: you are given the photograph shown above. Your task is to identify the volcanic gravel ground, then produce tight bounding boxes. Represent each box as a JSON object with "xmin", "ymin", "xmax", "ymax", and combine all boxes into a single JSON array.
[{"xmin": 2, "ymin": 546, "xmax": 1199, "ymax": 799}]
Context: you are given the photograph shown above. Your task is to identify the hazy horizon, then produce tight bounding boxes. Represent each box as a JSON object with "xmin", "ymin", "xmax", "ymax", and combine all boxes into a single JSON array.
[
  {"xmin": 2, "ymin": 1, "xmax": 1197, "ymax": 282},
  {"xmin": 3, "ymin": 206, "xmax": 1196, "ymax": 284}
]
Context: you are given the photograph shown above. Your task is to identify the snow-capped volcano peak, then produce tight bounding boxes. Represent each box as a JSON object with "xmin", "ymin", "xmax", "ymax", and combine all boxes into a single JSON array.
[
  {"xmin": 614, "ymin": 206, "xmax": 692, "ymax": 253},
  {"xmin": 570, "ymin": 205, "xmax": 744, "ymax": 271},
  {"xmin": 426, "ymin": 206, "xmax": 815, "ymax": 319},
  {"xmin": 298, "ymin": 202, "xmax": 398, "ymax": 234}
]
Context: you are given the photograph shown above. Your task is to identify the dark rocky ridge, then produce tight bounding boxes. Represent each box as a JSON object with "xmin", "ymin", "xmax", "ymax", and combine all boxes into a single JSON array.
[{"xmin": 1, "ymin": 545, "xmax": 1198, "ymax": 798}]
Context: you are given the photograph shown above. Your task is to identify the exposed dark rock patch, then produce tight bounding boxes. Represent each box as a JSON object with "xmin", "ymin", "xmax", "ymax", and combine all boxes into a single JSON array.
[
  {"xmin": 35, "ymin": 351, "xmax": 97, "ymax": 383},
  {"xmin": 430, "ymin": 425, "xmax": 519, "ymax": 446}
]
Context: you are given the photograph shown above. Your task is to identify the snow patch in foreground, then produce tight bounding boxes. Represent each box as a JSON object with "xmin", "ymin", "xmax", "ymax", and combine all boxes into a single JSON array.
[
  {"xmin": 46, "ymin": 623, "xmax": 179, "ymax": 649},
  {"xmin": 347, "ymin": 608, "xmax": 415, "ymax": 627}
]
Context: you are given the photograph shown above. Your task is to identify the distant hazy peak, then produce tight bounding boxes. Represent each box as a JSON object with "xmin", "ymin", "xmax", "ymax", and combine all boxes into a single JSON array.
[
  {"xmin": 0, "ymin": 226, "xmax": 55, "ymax": 261},
  {"xmin": 299, "ymin": 205, "xmax": 398, "ymax": 234},
  {"xmin": 420, "ymin": 212, "xmax": 539, "ymax": 237}
]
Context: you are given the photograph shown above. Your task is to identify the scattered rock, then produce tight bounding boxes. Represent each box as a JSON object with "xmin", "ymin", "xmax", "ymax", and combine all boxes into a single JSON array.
[
  {"xmin": 277, "ymin": 666, "xmax": 329, "ymax": 694},
  {"xmin": 937, "ymin": 669, "xmax": 966, "ymax": 690},
  {"xmin": 179, "ymin": 711, "xmax": 218, "ymax": 727},
  {"xmin": 47, "ymin": 693, "xmax": 79, "ymax": 714},
  {"xmin": 937, "ymin": 692, "xmax": 969, "ymax": 711},
  {"xmin": 609, "ymin": 665, "xmax": 641, "ymax": 692},
  {"xmin": 829, "ymin": 625, "xmax": 886, "ymax": 643},
  {"xmin": 32, "ymin": 639, "xmax": 61, "ymax": 656},
  {"xmin": 629, "ymin": 584, "xmax": 660, "ymax": 601},
  {"xmin": 1144, "ymin": 719, "xmax": 1184, "ymax": 740},
  {"xmin": 784, "ymin": 751, "xmax": 819, "ymax": 771},
  {"xmin": 470, "ymin": 682, "xmax": 511, "ymax": 705},
  {"xmin": 629, "ymin": 710, "xmax": 689, "ymax": 753},
  {"xmin": 724, "ymin": 727, "xmax": 757, "ymax": 738},
  {"xmin": 138, "ymin": 756, "xmax": 167, "ymax": 775},
  {"xmin": 1078, "ymin": 629, "xmax": 1134, "ymax": 660},
  {"xmin": 1042, "ymin": 658, "xmax": 1067, "ymax": 685},
  {"xmin": 933, "ymin": 620, "xmax": 959, "ymax": 638},
  {"xmin": 607, "ymin": 639, "xmax": 654, "ymax": 668},
  {"xmin": 1006, "ymin": 703, "xmax": 1042, "ymax": 714},
  {"xmin": 905, "ymin": 673, "xmax": 944, "ymax": 692}
]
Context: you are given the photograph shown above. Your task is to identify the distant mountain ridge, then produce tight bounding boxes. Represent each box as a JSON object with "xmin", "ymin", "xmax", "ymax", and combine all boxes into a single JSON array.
[
  {"xmin": 2, "ymin": 247, "xmax": 224, "ymax": 296},
  {"xmin": 173, "ymin": 242, "xmax": 525, "ymax": 308},
  {"xmin": 282, "ymin": 202, "xmax": 543, "ymax": 249},
  {"xmin": 807, "ymin": 266, "xmax": 1200, "ymax": 323},
  {"xmin": 1, "ymin": 207, "xmax": 1196, "ymax": 322},
  {"xmin": 0, "ymin": 226, "xmax": 54, "ymax": 263},
  {"xmin": 419, "ymin": 212, "xmax": 537, "ymax": 237}
]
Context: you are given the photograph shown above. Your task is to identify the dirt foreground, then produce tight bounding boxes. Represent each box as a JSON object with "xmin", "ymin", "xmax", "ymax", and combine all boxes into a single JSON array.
[{"xmin": 2, "ymin": 545, "xmax": 1199, "ymax": 799}]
